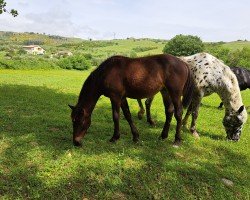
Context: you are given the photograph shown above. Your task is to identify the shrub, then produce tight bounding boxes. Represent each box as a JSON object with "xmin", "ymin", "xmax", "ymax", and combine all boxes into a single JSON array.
[
  {"xmin": 57, "ymin": 54, "xmax": 91, "ymax": 70},
  {"xmin": 0, "ymin": 56, "xmax": 59, "ymax": 70},
  {"xmin": 205, "ymin": 44, "xmax": 250, "ymax": 69},
  {"xmin": 163, "ymin": 34, "xmax": 204, "ymax": 56},
  {"xmin": 23, "ymin": 40, "xmax": 44, "ymax": 45},
  {"xmin": 17, "ymin": 48, "xmax": 27, "ymax": 55},
  {"xmin": 228, "ymin": 48, "xmax": 250, "ymax": 68},
  {"xmin": 205, "ymin": 44, "xmax": 230, "ymax": 64},
  {"xmin": 130, "ymin": 50, "xmax": 137, "ymax": 58}
]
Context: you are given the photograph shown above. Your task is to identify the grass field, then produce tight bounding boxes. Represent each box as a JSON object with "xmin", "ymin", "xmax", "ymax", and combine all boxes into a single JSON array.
[
  {"xmin": 222, "ymin": 41, "xmax": 250, "ymax": 50},
  {"xmin": 84, "ymin": 39, "xmax": 166, "ymax": 57},
  {"xmin": 0, "ymin": 69, "xmax": 250, "ymax": 199}
]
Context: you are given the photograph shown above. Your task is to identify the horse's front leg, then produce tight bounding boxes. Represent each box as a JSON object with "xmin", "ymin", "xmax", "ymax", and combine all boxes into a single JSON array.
[
  {"xmin": 145, "ymin": 96, "xmax": 155, "ymax": 126},
  {"xmin": 110, "ymin": 97, "xmax": 121, "ymax": 142},
  {"xmin": 137, "ymin": 99, "xmax": 145, "ymax": 120},
  {"xmin": 122, "ymin": 98, "xmax": 139, "ymax": 142},
  {"xmin": 160, "ymin": 91, "xmax": 174, "ymax": 140}
]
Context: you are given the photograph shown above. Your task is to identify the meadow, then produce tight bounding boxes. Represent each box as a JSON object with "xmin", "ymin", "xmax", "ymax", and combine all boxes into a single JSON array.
[{"xmin": 0, "ymin": 69, "xmax": 249, "ymax": 199}]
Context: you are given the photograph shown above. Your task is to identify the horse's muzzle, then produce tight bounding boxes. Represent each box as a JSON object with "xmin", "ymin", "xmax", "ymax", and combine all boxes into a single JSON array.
[{"xmin": 227, "ymin": 134, "xmax": 240, "ymax": 141}]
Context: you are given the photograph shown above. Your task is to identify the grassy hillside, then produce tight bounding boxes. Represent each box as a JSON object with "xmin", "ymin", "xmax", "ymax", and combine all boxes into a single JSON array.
[
  {"xmin": 222, "ymin": 41, "xmax": 250, "ymax": 50},
  {"xmin": 0, "ymin": 31, "xmax": 166, "ymax": 56},
  {"xmin": 0, "ymin": 69, "xmax": 249, "ymax": 199},
  {"xmin": 0, "ymin": 31, "xmax": 82, "ymax": 45},
  {"xmin": 1, "ymin": 31, "xmax": 250, "ymax": 70}
]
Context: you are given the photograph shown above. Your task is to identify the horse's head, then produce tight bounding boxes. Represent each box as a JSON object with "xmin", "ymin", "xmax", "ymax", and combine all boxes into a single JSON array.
[
  {"xmin": 68, "ymin": 105, "xmax": 91, "ymax": 147},
  {"xmin": 223, "ymin": 105, "xmax": 248, "ymax": 141}
]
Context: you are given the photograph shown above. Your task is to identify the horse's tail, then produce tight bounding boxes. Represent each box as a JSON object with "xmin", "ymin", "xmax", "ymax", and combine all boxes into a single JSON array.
[{"xmin": 182, "ymin": 64, "xmax": 195, "ymax": 108}]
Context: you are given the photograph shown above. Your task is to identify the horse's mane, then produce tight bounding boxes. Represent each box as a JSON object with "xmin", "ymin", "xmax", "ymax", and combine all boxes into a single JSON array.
[
  {"xmin": 90, "ymin": 55, "xmax": 125, "ymax": 80},
  {"xmin": 77, "ymin": 56, "xmax": 124, "ymax": 105}
]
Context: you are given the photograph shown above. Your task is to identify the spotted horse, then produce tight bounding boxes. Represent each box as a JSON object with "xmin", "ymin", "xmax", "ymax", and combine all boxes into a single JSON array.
[{"xmin": 137, "ymin": 53, "xmax": 248, "ymax": 141}]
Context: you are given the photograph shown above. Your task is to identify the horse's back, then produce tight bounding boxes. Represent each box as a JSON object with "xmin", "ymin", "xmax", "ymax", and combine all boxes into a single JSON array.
[
  {"xmin": 100, "ymin": 54, "xmax": 189, "ymax": 99},
  {"xmin": 181, "ymin": 53, "xmax": 237, "ymax": 95}
]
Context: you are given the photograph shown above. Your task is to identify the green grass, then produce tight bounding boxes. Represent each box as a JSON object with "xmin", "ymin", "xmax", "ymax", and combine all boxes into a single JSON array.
[
  {"xmin": 92, "ymin": 39, "xmax": 166, "ymax": 56},
  {"xmin": 222, "ymin": 41, "xmax": 250, "ymax": 50},
  {"xmin": 0, "ymin": 69, "xmax": 250, "ymax": 199}
]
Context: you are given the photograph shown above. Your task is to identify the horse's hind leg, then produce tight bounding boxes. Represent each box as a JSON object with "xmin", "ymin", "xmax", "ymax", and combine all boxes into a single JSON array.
[
  {"xmin": 160, "ymin": 90, "xmax": 174, "ymax": 140},
  {"xmin": 110, "ymin": 97, "xmax": 122, "ymax": 142},
  {"xmin": 189, "ymin": 97, "xmax": 202, "ymax": 138},
  {"xmin": 122, "ymin": 98, "xmax": 139, "ymax": 142},
  {"xmin": 182, "ymin": 102, "xmax": 193, "ymax": 128},
  {"xmin": 168, "ymin": 90, "xmax": 183, "ymax": 146},
  {"xmin": 145, "ymin": 96, "xmax": 155, "ymax": 126},
  {"xmin": 137, "ymin": 99, "xmax": 145, "ymax": 120}
]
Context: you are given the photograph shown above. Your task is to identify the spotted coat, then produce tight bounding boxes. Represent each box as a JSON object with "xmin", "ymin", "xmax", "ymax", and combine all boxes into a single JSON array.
[{"xmin": 180, "ymin": 53, "xmax": 248, "ymax": 140}]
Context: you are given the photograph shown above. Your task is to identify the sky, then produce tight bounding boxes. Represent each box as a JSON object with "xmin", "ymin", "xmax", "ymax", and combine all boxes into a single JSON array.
[{"xmin": 0, "ymin": 0, "xmax": 250, "ymax": 42}]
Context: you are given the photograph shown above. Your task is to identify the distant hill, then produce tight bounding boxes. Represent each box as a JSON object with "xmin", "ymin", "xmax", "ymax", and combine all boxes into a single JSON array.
[
  {"xmin": 0, "ymin": 31, "xmax": 249, "ymax": 70},
  {"xmin": 0, "ymin": 31, "xmax": 83, "ymax": 46}
]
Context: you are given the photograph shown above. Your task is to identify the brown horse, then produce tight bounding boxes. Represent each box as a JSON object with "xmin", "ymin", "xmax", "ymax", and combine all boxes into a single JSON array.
[{"xmin": 69, "ymin": 54, "xmax": 194, "ymax": 147}]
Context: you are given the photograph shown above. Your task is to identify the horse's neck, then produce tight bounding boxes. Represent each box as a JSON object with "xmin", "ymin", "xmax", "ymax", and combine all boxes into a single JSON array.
[
  {"xmin": 77, "ymin": 77, "xmax": 101, "ymax": 116},
  {"xmin": 220, "ymin": 81, "xmax": 243, "ymax": 113}
]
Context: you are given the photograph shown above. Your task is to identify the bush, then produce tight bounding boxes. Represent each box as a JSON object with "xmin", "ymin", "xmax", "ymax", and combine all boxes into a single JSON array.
[
  {"xmin": 130, "ymin": 50, "xmax": 137, "ymax": 58},
  {"xmin": 163, "ymin": 34, "xmax": 204, "ymax": 56},
  {"xmin": 205, "ymin": 44, "xmax": 250, "ymax": 69},
  {"xmin": 205, "ymin": 44, "xmax": 230, "ymax": 63},
  {"xmin": 57, "ymin": 54, "xmax": 91, "ymax": 70},
  {"xmin": 228, "ymin": 48, "xmax": 250, "ymax": 68},
  {"xmin": 23, "ymin": 40, "xmax": 44, "ymax": 45},
  {"xmin": 17, "ymin": 48, "xmax": 27, "ymax": 55},
  {"xmin": 0, "ymin": 55, "xmax": 59, "ymax": 70}
]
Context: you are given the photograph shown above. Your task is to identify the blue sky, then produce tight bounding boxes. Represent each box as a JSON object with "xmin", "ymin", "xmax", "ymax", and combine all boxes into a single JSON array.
[{"xmin": 0, "ymin": 0, "xmax": 249, "ymax": 41}]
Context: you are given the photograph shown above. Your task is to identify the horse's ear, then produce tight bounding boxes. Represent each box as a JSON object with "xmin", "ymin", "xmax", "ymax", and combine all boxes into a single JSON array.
[
  {"xmin": 237, "ymin": 105, "xmax": 245, "ymax": 114},
  {"xmin": 68, "ymin": 104, "xmax": 75, "ymax": 110}
]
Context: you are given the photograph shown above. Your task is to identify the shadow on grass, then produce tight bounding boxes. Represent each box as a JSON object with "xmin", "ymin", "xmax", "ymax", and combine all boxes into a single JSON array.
[
  {"xmin": 200, "ymin": 103, "xmax": 222, "ymax": 110},
  {"xmin": 0, "ymin": 84, "xmax": 249, "ymax": 199}
]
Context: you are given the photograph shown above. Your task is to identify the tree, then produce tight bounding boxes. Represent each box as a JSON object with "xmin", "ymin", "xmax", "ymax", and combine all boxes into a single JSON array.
[
  {"xmin": 0, "ymin": 0, "xmax": 18, "ymax": 17},
  {"xmin": 163, "ymin": 34, "xmax": 204, "ymax": 56}
]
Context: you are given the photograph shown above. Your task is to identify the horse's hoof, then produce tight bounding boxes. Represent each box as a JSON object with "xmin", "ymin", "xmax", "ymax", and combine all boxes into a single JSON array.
[
  {"xmin": 173, "ymin": 140, "xmax": 181, "ymax": 147},
  {"xmin": 159, "ymin": 135, "xmax": 168, "ymax": 140},
  {"xmin": 73, "ymin": 140, "xmax": 82, "ymax": 147},
  {"xmin": 148, "ymin": 120, "xmax": 156, "ymax": 126},
  {"xmin": 109, "ymin": 137, "xmax": 119, "ymax": 143},
  {"xmin": 133, "ymin": 137, "xmax": 139, "ymax": 143},
  {"xmin": 192, "ymin": 131, "xmax": 200, "ymax": 139}
]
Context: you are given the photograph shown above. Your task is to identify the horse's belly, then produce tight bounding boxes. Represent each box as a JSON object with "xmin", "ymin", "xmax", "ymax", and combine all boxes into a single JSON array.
[
  {"xmin": 126, "ymin": 90, "xmax": 160, "ymax": 99},
  {"xmin": 125, "ymin": 80, "xmax": 163, "ymax": 99}
]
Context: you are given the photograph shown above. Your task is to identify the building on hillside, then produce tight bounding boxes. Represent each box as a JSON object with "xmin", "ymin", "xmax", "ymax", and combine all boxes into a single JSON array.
[{"xmin": 22, "ymin": 45, "xmax": 45, "ymax": 55}]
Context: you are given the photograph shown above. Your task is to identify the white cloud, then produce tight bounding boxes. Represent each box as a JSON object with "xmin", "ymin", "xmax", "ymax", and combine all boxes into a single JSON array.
[
  {"xmin": 0, "ymin": 6, "xmax": 101, "ymax": 39},
  {"xmin": 1, "ymin": 0, "xmax": 249, "ymax": 41}
]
